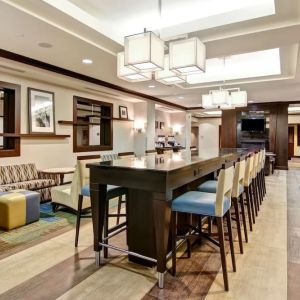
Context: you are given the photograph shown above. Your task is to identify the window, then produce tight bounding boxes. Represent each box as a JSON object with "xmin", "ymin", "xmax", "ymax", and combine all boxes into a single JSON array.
[
  {"xmin": 73, "ymin": 96, "xmax": 113, "ymax": 152},
  {"xmin": 0, "ymin": 81, "xmax": 21, "ymax": 157}
]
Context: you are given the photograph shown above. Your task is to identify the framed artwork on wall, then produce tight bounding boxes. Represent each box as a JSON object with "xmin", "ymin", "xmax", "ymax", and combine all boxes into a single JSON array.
[
  {"xmin": 28, "ymin": 88, "xmax": 55, "ymax": 134},
  {"xmin": 160, "ymin": 122, "xmax": 165, "ymax": 129},
  {"xmin": 119, "ymin": 105, "xmax": 128, "ymax": 119},
  {"xmin": 155, "ymin": 121, "xmax": 159, "ymax": 129}
]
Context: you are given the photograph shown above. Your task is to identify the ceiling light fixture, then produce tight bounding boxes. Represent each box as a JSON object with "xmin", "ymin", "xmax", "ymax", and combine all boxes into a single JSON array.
[
  {"xmin": 202, "ymin": 87, "xmax": 247, "ymax": 109},
  {"xmin": 117, "ymin": 0, "xmax": 206, "ymax": 84},
  {"xmin": 148, "ymin": 85, "xmax": 156, "ymax": 88},
  {"xmin": 117, "ymin": 52, "xmax": 152, "ymax": 82},
  {"xmin": 82, "ymin": 58, "xmax": 93, "ymax": 64}
]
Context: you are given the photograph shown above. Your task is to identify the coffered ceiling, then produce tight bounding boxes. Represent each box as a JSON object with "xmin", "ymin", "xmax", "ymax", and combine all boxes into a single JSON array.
[{"xmin": 0, "ymin": 0, "xmax": 300, "ymax": 109}]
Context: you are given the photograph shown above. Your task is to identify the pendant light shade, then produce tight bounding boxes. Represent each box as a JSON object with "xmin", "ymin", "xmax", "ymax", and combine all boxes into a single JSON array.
[
  {"xmin": 155, "ymin": 55, "xmax": 186, "ymax": 85},
  {"xmin": 124, "ymin": 31, "xmax": 164, "ymax": 72},
  {"xmin": 212, "ymin": 90, "xmax": 230, "ymax": 106},
  {"xmin": 202, "ymin": 94, "xmax": 214, "ymax": 109},
  {"xmin": 169, "ymin": 37, "xmax": 206, "ymax": 75},
  {"xmin": 230, "ymin": 90, "xmax": 248, "ymax": 107},
  {"xmin": 117, "ymin": 52, "xmax": 152, "ymax": 82}
]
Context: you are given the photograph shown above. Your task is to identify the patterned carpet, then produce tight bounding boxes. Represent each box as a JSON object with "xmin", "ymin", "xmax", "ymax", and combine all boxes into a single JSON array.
[{"xmin": 0, "ymin": 203, "xmax": 78, "ymax": 256}]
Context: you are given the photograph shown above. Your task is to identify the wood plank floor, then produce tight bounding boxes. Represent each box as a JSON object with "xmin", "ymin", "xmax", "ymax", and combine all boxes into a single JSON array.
[
  {"xmin": 287, "ymin": 167, "xmax": 300, "ymax": 300},
  {"xmin": 0, "ymin": 171, "xmax": 290, "ymax": 300}
]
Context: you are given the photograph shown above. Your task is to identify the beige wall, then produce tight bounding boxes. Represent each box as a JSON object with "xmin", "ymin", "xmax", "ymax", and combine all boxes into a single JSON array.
[
  {"xmin": 288, "ymin": 115, "xmax": 300, "ymax": 156},
  {"xmin": 0, "ymin": 72, "xmax": 135, "ymax": 169},
  {"xmin": 197, "ymin": 118, "xmax": 221, "ymax": 156}
]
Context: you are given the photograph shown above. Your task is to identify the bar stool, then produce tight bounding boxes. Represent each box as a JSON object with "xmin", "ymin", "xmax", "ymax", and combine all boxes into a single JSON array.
[
  {"xmin": 243, "ymin": 154, "xmax": 256, "ymax": 231},
  {"xmin": 197, "ymin": 156, "xmax": 247, "ymax": 252},
  {"xmin": 171, "ymin": 162, "xmax": 235, "ymax": 291},
  {"xmin": 75, "ymin": 156, "xmax": 128, "ymax": 260},
  {"xmin": 256, "ymin": 150, "xmax": 264, "ymax": 206},
  {"xmin": 261, "ymin": 149, "xmax": 266, "ymax": 196}
]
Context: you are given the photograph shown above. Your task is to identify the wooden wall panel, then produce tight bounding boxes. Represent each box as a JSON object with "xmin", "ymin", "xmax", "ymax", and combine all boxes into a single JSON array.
[
  {"xmin": 221, "ymin": 103, "xmax": 288, "ymax": 170},
  {"xmin": 221, "ymin": 110, "xmax": 237, "ymax": 148}
]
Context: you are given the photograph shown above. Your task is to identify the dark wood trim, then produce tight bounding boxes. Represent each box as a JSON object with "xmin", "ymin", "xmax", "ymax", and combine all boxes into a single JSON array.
[
  {"xmin": 0, "ymin": 81, "xmax": 21, "ymax": 158},
  {"xmin": 113, "ymin": 118, "xmax": 134, "ymax": 122},
  {"xmin": 77, "ymin": 155, "xmax": 100, "ymax": 160},
  {"xmin": 146, "ymin": 149, "xmax": 157, "ymax": 154},
  {"xmin": 275, "ymin": 166, "xmax": 289, "ymax": 170},
  {"xmin": 21, "ymin": 134, "xmax": 70, "ymax": 139},
  {"xmin": 28, "ymin": 87, "xmax": 56, "ymax": 135},
  {"xmin": 0, "ymin": 49, "xmax": 186, "ymax": 111},
  {"xmin": 73, "ymin": 96, "xmax": 113, "ymax": 153},
  {"xmin": 118, "ymin": 151, "xmax": 135, "ymax": 157}
]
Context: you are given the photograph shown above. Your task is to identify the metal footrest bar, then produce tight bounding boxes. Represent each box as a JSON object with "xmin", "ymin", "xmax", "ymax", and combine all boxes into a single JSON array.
[
  {"xmin": 98, "ymin": 242, "xmax": 157, "ymax": 264},
  {"xmin": 103, "ymin": 226, "xmax": 126, "ymax": 241},
  {"xmin": 107, "ymin": 222, "xmax": 127, "ymax": 234}
]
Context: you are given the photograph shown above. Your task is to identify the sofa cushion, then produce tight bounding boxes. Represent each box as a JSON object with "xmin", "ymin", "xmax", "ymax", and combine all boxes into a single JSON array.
[
  {"xmin": 0, "ymin": 179, "xmax": 55, "ymax": 192},
  {"xmin": 0, "ymin": 164, "xmax": 38, "ymax": 184}
]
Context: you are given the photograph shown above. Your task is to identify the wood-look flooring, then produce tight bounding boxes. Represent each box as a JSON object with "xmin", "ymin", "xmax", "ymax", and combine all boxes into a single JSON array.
[
  {"xmin": 0, "ymin": 171, "xmax": 291, "ymax": 300},
  {"xmin": 287, "ymin": 167, "xmax": 300, "ymax": 300}
]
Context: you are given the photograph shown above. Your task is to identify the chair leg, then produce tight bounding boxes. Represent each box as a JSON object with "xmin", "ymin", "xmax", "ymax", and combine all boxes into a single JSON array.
[
  {"xmin": 51, "ymin": 202, "xmax": 58, "ymax": 213},
  {"xmin": 262, "ymin": 169, "xmax": 266, "ymax": 196},
  {"xmin": 239, "ymin": 194, "xmax": 248, "ymax": 243},
  {"xmin": 244, "ymin": 188, "xmax": 253, "ymax": 231},
  {"xmin": 233, "ymin": 197, "xmax": 243, "ymax": 254},
  {"xmin": 250, "ymin": 183, "xmax": 258, "ymax": 217},
  {"xmin": 216, "ymin": 217, "xmax": 229, "ymax": 291},
  {"xmin": 116, "ymin": 196, "xmax": 122, "ymax": 225},
  {"xmin": 75, "ymin": 195, "xmax": 83, "ymax": 247},
  {"xmin": 226, "ymin": 211, "xmax": 236, "ymax": 272},
  {"xmin": 171, "ymin": 211, "xmax": 177, "ymax": 276},
  {"xmin": 187, "ymin": 213, "xmax": 192, "ymax": 258},
  {"xmin": 249, "ymin": 184, "xmax": 256, "ymax": 223},
  {"xmin": 104, "ymin": 200, "xmax": 109, "ymax": 259}
]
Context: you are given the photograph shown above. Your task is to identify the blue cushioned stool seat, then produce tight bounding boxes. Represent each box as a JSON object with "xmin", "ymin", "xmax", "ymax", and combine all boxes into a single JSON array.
[
  {"xmin": 198, "ymin": 181, "xmax": 244, "ymax": 197},
  {"xmin": 172, "ymin": 191, "xmax": 230, "ymax": 217},
  {"xmin": 197, "ymin": 180, "xmax": 217, "ymax": 193},
  {"xmin": 81, "ymin": 185, "xmax": 127, "ymax": 199}
]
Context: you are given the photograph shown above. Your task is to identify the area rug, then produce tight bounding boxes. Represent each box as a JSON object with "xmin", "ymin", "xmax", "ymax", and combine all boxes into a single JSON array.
[{"xmin": 0, "ymin": 203, "xmax": 79, "ymax": 258}]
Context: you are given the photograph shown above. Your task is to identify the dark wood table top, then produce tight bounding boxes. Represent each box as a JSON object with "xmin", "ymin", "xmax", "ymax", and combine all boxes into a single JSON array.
[{"xmin": 87, "ymin": 148, "xmax": 247, "ymax": 173}]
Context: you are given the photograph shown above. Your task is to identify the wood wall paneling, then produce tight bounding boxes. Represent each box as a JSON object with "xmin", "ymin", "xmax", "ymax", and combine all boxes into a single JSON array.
[{"xmin": 221, "ymin": 110, "xmax": 237, "ymax": 148}]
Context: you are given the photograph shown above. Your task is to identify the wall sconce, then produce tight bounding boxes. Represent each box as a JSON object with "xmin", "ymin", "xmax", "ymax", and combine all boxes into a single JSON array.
[
  {"xmin": 172, "ymin": 124, "xmax": 182, "ymax": 135},
  {"xmin": 134, "ymin": 120, "xmax": 145, "ymax": 133}
]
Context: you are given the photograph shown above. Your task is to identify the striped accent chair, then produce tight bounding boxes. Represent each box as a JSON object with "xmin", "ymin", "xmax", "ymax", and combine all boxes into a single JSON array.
[{"xmin": 0, "ymin": 164, "xmax": 59, "ymax": 202}]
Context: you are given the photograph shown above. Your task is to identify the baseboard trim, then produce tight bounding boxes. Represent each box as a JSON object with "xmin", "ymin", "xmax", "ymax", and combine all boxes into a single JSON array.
[{"xmin": 275, "ymin": 166, "xmax": 289, "ymax": 170}]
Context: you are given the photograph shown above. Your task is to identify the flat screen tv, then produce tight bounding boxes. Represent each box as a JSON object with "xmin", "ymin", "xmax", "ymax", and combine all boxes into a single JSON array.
[{"xmin": 241, "ymin": 118, "xmax": 265, "ymax": 132}]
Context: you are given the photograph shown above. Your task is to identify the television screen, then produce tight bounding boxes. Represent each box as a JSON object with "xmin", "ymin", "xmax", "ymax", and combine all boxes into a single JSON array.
[{"xmin": 241, "ymin": 118, "xmax": 265, "ymax": 132}]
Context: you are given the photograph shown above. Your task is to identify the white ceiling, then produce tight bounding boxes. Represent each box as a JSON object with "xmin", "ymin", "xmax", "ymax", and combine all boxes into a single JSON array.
[{"xmin": 0, "ymin": 0, "xmax": 300, "ymax": 109}]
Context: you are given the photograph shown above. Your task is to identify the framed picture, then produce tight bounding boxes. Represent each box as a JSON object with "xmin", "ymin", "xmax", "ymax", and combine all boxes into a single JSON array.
[
  {"xmin": 28, "ymin": 88, "xmax": 55, "ymax": 134},
  {"xmin": 119, "ymin": 105, "xmax": 128, "ymax": 119},
  {"xmin": 160, "ymin": 122, "xmax": 165, "ymax": 129},
  {"xmin": 155, "ymin": 121, "xmax": 159, "ymax": 129}
]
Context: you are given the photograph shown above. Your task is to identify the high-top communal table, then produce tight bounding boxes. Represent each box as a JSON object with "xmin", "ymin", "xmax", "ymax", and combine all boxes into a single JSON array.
[{"xmin": 87, "ymin": 148, "xmax": 246, "ymax": 288}]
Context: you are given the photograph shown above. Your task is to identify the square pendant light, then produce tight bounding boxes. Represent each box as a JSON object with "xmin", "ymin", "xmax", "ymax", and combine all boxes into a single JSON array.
[
  {"xmin": 117, "ymin": 52, "xmax": 152, "ymax": 82},
  {"xmin": 155, "ymin": 55, "xmax": 186, "ymax": 85},
  {"xmin": 124, "ymin": 31, "xmax": 164, "ymax": 72},
  {"xmin": 212, "ymin": 90, "xmax": 230, "ymax": 106},
  {"xmin": 169, "ymin": 37, "xmax": 206, "ymax": 75},
  {"xmin": 230, "ymin": 91, "xmax": 247, "ymax": 107},
  {"xmin": 202, "ymin": 94, "xmax": 214, "ymax": 109}
]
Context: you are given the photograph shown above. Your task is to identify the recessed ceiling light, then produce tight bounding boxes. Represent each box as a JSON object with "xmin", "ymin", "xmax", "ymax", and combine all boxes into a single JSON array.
[
  {"xmin": 82, "ymin": 58, "xmax": 93, "ymax": 64},
  {"xmin": 38, "ymin": 42, "xmax": 53, "ymax": 48},
  {"xmin": 148, "ymin": 85, "xmax": 156, "ymax": 88},
  {"xmin": 248, "ymin": 100, "xmax": 254, "ymax": 103},
  {"xmin": 178, "ymin": 96, "xmax": 184, "ymax": 99}
]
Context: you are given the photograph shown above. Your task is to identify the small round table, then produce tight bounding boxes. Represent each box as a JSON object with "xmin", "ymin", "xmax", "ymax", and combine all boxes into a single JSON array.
[{"xmin": 41, "ymin": 167, "xmax": 75, "ymax": 185}]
